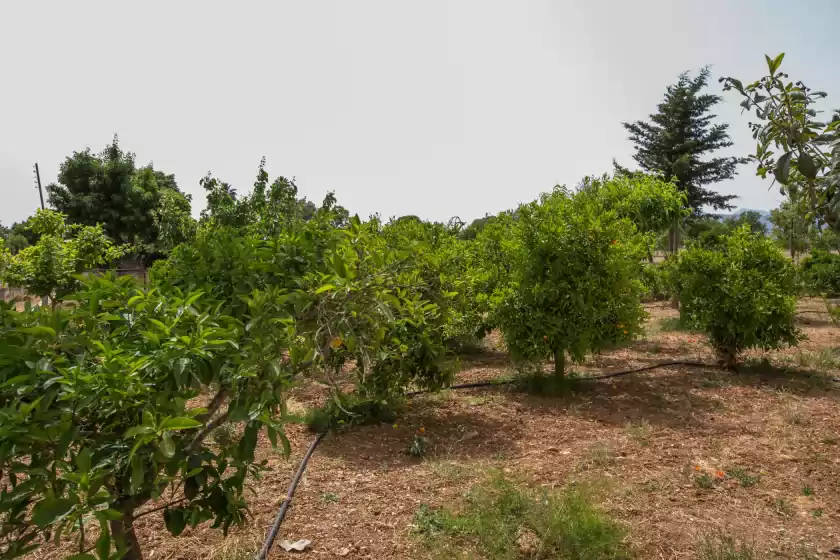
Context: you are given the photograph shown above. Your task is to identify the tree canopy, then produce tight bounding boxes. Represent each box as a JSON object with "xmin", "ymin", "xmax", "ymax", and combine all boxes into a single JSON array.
[{"xmin": 46, "ymin": 137, "xmax": 195, "ymax": 258}]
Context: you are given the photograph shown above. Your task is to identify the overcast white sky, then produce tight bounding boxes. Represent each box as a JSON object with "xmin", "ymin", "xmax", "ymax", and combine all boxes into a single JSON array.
[{"xmin": 2, "ymin": 0, "xmax": 838, "ymax": 225}]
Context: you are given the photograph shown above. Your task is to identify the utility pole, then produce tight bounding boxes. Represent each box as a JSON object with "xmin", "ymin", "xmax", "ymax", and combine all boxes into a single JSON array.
[{"xmin": 33, "ymin": 163, "xmax": 45, "ymax": 210}]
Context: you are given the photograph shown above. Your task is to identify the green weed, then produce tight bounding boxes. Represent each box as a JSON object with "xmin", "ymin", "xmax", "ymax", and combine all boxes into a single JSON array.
[
  {"xmin": 656, "ymin": 317, "xmax": 696, "ymax": 333},
  {"xmin": 694, "ymin": 473, "xmax": 715, "ymax": 489},
  {"xmin": 320, "ymin": 492, "xmax": 339, "ymax": 503},
  {"xmin": 584, "ymin": 443, "xmax": 617, "ymax": 468},
  {"xmin": 697, "ymin": 534, "xmax": 759, "ymax": 560},
  {"xmin": 625, "ymin": 419, "xmax": 651, "ymax": 444},
  {"xmin": 412, "ymin": 472, "xmax": 630, "ymax": 559},
  {"xmin": 801, "ymin": 485, "xmax": 813, "ymax": 496},
  {"xmin": 305, "ymin": 393, "xmax": 401, "ymax": 432},
  {"xmin": 794, "ymin": 348, "xmax": 839, "ymax": 371},
  {"xmin": 409, "ymin": 434, "xmax": 427, "ymax": 457},
  {"xmin": 726, "ymin": 468, "xmax": 760, "ymax": 488}
]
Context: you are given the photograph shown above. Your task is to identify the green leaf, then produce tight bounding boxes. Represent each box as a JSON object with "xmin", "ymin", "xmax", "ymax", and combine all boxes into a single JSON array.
[
  {"xmin": 773, "ymin": 152, "xmax": 792, "ymax": 184},
  {"xmin": 94, "ymin": 509, "xmax": 123, "ymax": 522},
  {"xmin": 797, "ymin": 151, "xmax": 818, "ymax": 180},
  {"xmin": 159, "ymin": 432, "xmax": 176, "ymax": 459},
  {"xmin": 163, "ymin": 508, "xmax": 187, "ymax": 537},
  {"xmin": 184, "ymin": 291, "xmax": 204, "ymax": 307},
  {"xmin": 315, "ymin": 284, "xmax": 336, "ymax": 294},
  {"xmin": 148, "ymin": 318, "xmax": 168, "ymax": 333},
  {"xmin": 159, "ymin": 417, "xmax": 202, "ymax": 431},
  {"xmin": 266, "ymin": 425, "xmax": 278, "ymax": 449},
  {"xmin": 130, "ymin": 456, "xmax": 144, "ymax": 493},
  {"xmin": 75, "ymin": 448, "xmax": 91, "ymax": 473},
  {"xmin": 124, "ymin": 426, "xmax": 154, "ymax": 439},
  {"xmin": 139, "ymin": 331, "xmax": 159, "ymax": 346},
  {"xmin": 19, "ymin": 326, "xmax": 56, "ymax": 339},
  {"xmin": 184, "ymin": 477, "xmax": 199, "ymax": 501},
  {"xmin": 95, "ymin": 518, "xmax": 110, "ymax": 560},
  {"xmin": 32, "ymin": 497, "xmax": 75, "ymax": 528},
  {"xmin": 766, "ymin": 52, "xmax": 784, "ymax": 74}
]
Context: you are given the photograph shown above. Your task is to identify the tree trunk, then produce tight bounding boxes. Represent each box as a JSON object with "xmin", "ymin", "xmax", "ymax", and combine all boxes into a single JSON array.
[
  {"xmin": 668, "ymin": 217, "xmax": 681, "ymax": 309},
  {"xmin": 717, "ymin": 347, "xmax": 738, "ymax": 371},
  {"xmin": 553, "ymin": 347, "xmax": 565, "ymax": 379},
  {"xmin": 111, "ymin": 506, "xmax": 143, "ymax": 560}
]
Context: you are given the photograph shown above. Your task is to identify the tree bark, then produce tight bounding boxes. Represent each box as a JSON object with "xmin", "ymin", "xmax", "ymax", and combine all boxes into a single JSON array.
[
  {"xmin": 553, "ymin": 348, "xmax": 565, "ymax": 379},
  {"xmin": 111, "ymin": 503, "xmax": 143, "ymax": 560}
]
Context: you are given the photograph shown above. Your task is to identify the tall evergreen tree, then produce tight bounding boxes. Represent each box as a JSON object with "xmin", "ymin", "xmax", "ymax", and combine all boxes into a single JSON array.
[{"xmin": 623, "ymin": 67, "xmax": 747, "ymax": 251}]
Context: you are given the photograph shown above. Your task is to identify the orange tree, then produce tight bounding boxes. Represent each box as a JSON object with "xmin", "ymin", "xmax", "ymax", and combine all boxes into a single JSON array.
[
  {"xmin": 154, "ymin": 186, "xmax": 455, "ymax": 417},
  {"xmin": 675, "ymin": 226, "xmax": 800, "ymax": 368},
  {"xmin": 0, "ymin": 273, "xmax": 306, "ymax": 560},
  {"xmin": 493, "ymin": 186, "xmax": 648, "ymax": 377}
]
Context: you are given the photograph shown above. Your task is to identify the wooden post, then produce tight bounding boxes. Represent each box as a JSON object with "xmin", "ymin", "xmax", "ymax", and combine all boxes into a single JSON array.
[{"xmin": 34, "ymin": 163, "xmax": 45, "ymax": 210}]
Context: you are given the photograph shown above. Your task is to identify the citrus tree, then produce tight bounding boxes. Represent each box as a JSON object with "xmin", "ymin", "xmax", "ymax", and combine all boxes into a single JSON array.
[
  {"xmin": 675, "ymin": 226, "xmax": 800, "ymax": 368},
  {"xmin": 494, "ymin": 187, "xmax": 647, "ymax": 377},
  {"xmin": 155, "ymin": 194, "xmax": 454, "ymax": 413},
  {"xmin": 0, "ymin": 210, "xmax": 126, "ymax": 307},
  {"xmin": 577, "ymin": 172, "xmax": 686, "ymax": 260},
  {"xmin": 0, "ymin": 273, "xmax": 305, "ymax": 560}
]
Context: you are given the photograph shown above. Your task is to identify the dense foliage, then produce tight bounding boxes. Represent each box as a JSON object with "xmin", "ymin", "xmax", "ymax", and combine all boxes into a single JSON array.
[
  {"xmin": 675, "ymin": 226, "xmax": 800, "ymax": 367},
  {"xmin": 0, "ymin": 210, "xmax": 126, "ymax": 305},
  {"xmin": 492, "ymin": 185, "xmax": 651, "ymax": 377},
  {"xmin": 0, "ymin": 274, "xmax": 302, "ymax": 560},
  {"xmin": 685, "ymin": 211, "xmax": 768, "ymax": 249},
  {"xmin": 799, "ymin": 250, "xmax": 840, "ymax": 297},
  {"xmin": 45, "ymin": 137, "xmax": 194, "ymax": 258}
]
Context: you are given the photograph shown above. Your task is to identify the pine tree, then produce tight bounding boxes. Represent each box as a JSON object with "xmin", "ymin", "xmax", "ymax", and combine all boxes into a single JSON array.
[{"xmin": 623, "ymin": 67, "xmax": 747, "ymax": 251}]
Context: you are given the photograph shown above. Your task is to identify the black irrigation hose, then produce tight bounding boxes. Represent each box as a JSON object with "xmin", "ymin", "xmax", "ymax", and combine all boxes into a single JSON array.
[
  {"xmin": 257, "ymin": 431, "xmax": 325, "ymax": 560},
  {"xmin": 406, "ymin": 360, "xmax": 714, "ymax": 397}
]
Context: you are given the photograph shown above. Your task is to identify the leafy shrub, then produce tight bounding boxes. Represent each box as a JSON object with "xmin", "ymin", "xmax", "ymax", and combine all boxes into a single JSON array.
[
  {"xmin": 304, "ymin": 393, "xmax": 401, "ymax": 433},
  {"xmin": 494, "ymin": 186, "xmax": 648, "ymax": 377},
  {"xmin": 676, "ymin": 226, "xmax": 800, "ymax": 368},
  {"xmin": 0, "ymin": 209, "xmax": 127, "ymax": 305},
  {"xmin": 640, "ymin": 260, "xmax": 677, "ymax": 302},
  {"xmin": 0, "ymin": 274, "xmax": 304, "ymax": 560},
  {"xmin": 155, "ymin": 199, "xmax": 456, "ymax": 406},
  {"xmin": 800, "ymin": 250, "xmax": 840, "ymax": 297},
  {"xmin": 412, "ymin": 472, "xmax": 630, "ymax": 559}
]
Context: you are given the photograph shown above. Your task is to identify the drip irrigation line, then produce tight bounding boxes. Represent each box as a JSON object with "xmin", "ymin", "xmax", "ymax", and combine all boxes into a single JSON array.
[
  {"xmin": 407, "ymin": 360, "xmax": 714, "ymax": 396},
  {"xmin": 257, "ymin": 431, "xmax": 325, "ymax": 560}
]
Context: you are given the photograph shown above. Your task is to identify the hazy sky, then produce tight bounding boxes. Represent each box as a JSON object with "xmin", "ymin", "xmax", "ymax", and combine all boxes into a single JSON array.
[{"xmin": 2, "ymin": 0, "xmax": 839, "ymax": 225}]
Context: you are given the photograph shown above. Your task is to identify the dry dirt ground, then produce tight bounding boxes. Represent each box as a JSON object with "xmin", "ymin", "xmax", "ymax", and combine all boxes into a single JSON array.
[{"xmin": 34, "ymin": 300, "xmax": 840, "ymax": 560}]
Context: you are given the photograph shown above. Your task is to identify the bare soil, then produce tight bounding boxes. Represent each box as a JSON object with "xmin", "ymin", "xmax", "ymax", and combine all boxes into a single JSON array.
[{"xmin": 33, "ymin": 300, "xmax": 840, "ymax": 560}]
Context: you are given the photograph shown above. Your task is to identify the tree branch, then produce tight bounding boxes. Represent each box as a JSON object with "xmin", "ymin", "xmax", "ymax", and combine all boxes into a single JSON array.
[
  {"xmin": 195, "ymin": 387, "xmax": 229, "ymax": 424},
  {"xmin": 133, "ymin": 498, "xmax": 188, "ymax": 521},
  {"xmin": 187, "ymin": 409, "xmax": 231, "ymax": 452}
]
